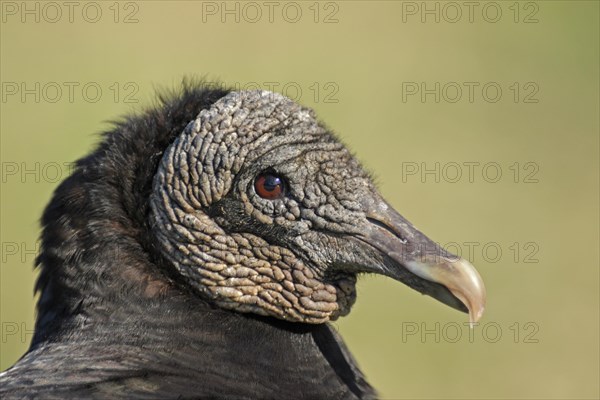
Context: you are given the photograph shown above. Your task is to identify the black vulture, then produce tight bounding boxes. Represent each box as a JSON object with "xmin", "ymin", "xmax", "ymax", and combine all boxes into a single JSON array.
[{"xmin": 0, "ymin": 84, "xmax": 486, "ymax": 399}]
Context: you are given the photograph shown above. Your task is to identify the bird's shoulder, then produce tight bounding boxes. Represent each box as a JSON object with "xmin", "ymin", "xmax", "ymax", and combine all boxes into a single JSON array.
[{"xmin": 1, "ymin": 298, "xmax": 376, "ymax": 399}]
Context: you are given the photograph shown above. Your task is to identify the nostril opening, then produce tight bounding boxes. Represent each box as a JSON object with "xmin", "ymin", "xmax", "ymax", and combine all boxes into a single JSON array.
[{"xmin": 366, "ymin": 217, "xmax": 408, "ymax": 244}]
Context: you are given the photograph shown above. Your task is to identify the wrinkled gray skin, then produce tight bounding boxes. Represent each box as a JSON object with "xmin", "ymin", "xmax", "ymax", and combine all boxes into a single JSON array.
[{"xmin": 151, "ymin": 90, "xmax": 381, "ymax": 323}]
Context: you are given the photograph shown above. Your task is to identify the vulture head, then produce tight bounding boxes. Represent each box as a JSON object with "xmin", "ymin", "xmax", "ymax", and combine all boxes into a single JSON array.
[
  {"xmin": 148, "ymin": 89, "xmax": 485, "ymax": 324},
  {"xmin": 3, "ymin": 84, "xmax": 486, "ymax": 398}
]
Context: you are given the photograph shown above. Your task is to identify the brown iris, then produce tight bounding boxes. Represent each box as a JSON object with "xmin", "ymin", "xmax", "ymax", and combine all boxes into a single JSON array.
[{"xmin": 255, "ymin": 172, "xmax": 285, "ymax": 200}]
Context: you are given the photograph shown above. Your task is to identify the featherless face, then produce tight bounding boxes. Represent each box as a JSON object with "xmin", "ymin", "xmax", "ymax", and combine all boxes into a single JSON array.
[{"xmin": 150, "ymin": 90, "xmax": 486, "ymax": 324}]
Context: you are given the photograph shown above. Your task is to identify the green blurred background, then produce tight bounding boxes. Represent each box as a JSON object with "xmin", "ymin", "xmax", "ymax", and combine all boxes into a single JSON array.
[{"xmin": 1, "ymin": 1, "xmax": 598, "ymax": 398}]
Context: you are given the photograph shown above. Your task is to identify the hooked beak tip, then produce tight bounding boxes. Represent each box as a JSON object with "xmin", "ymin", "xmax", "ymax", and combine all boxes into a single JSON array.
[{"xmin": 405, "ymin": 256, "xmax": 486, "ymax": 325}]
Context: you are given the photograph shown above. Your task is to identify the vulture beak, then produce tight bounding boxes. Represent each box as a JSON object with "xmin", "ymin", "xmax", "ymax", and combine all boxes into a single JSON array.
[{"xmin": 358, "ymin": 197, "xmax": 486, "ymax": 325}]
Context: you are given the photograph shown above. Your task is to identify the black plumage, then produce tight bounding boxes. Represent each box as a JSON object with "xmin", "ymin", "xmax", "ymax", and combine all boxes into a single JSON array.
[{"xmin": 0, "ymin": 82, "xmax": 485, "ymax": 399}]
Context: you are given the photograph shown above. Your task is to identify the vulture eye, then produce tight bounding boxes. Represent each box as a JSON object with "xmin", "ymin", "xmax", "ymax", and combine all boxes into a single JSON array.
[{"xmin": 254, "ymin": 172, "xmax": 286, "ymax": 200}]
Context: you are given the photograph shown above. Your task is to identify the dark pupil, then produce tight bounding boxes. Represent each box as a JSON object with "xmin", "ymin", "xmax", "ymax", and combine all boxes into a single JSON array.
[{"xmin": 263, "ymin": 175, "xmax": 281, "ymax": 192}]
